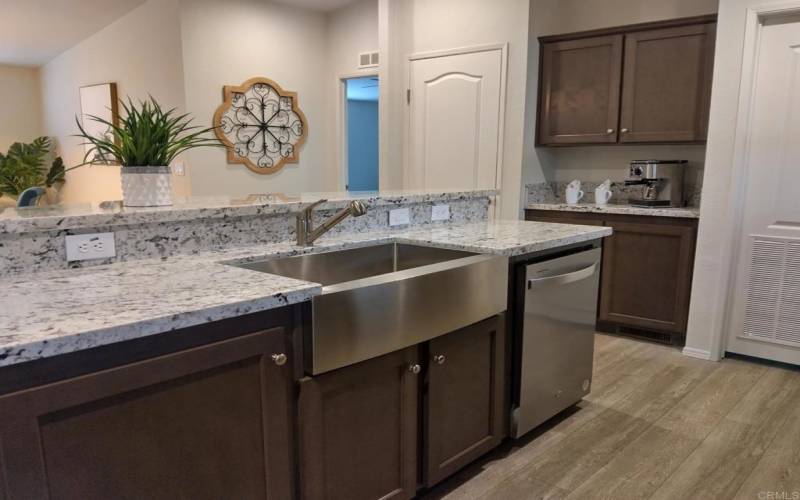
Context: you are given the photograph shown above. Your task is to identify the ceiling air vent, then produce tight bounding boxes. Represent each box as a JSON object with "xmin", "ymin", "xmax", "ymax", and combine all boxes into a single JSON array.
[
  {"xmin": 358, "ymin": 51, "xmax": 379, "ymax": 69},
  {"xmin": 743, "ymin": 237, "xmax": 800, "ymax": 346}
]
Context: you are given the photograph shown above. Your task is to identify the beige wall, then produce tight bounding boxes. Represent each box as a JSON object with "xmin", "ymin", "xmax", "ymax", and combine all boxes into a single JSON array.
[
  {"xmin": 326, "ymin": 0, "xmax": 380, "ymax": 191},
  {"xmin": 179, "ymin": 0, "xmax": 334, "ymax": 197},
  {"xmin": 0, "ymin": 65, "xmax": 42, "ymax": 152},
  {"xmin": 40, "ymin": 0, "xmax": 187, "ymax": 203},
  {"xmin": 522, "ymin": 0, "xmax": 719, "ymax": 192},
  {"xmin": 384, "ymin": 0, "xmax": 530, "ymax": 218},
  {"xmin": 684, "ymin": 0, "xmax": 772, "ymax": 360}
]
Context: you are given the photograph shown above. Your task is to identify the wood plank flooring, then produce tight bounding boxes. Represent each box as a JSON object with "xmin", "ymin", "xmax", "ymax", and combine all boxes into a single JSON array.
[{"xmin": 420, "ymin": 334, "xmax": 800, "ymax": 500}]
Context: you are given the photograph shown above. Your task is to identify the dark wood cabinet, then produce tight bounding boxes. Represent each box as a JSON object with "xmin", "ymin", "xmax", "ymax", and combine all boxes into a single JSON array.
[
  {"xmin": 599, "ymin": 219, "xmax": 697, "ymax": 334},
  {"xmin": 424, "ymin": 315, "xmax": 506, "ymax": 487},
  {"xmin": 537, "ymin": 15, "xmax": 716, "ymax": 146},
  {"xmin": 538, "ymin": 35, "xmax": 623, "ymax": 145},
  {"xmin": 297, "ymin": 347, "xmax": 419, "ymax": 500},
  {"xmin": 0, "ymin": 325, "xmax": 296, "ymax": 500},
  {"xmin": 525, "ymin": 210, "xmax": 697, "ymax": 343},
  {"xmin": 620, "ymin": 24, "xmax": 716, "ymax": 143}
]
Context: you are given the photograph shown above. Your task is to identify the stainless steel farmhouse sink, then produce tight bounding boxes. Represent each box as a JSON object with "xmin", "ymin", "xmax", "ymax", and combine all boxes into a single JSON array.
[{"xmin": 235, "ymin": 243, "xmax": 508, "ymax": 374}]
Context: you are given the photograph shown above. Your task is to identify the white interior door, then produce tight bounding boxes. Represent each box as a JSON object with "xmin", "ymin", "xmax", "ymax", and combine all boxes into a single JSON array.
[
  {"xmin": 407, "ymin": 48, "xmax": 504, "ymax": 192},
  {"xmin": 728, "ymin": 13, "xmax": 800, "ymax": 364}
]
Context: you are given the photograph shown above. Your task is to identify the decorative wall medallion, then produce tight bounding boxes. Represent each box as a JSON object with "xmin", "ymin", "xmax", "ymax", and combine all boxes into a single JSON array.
[{"xmin": 213, "ymin": 77, "xmax": 307, "ymax": 174}]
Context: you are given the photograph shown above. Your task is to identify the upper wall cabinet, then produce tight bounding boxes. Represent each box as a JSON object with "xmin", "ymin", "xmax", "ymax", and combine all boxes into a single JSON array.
[{"xmin": 537, "ymin": 16, "xmax": 717, "ymax": 146}]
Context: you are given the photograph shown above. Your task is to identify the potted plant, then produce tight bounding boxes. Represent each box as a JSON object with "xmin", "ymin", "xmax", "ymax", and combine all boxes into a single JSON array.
[
  {"xmin": 76, "ymin": 97, "xmax": 221, "ymax": 207},
  {"xmin": 0, "ymin": 137, "xmax": 67, "ymax": 208}
]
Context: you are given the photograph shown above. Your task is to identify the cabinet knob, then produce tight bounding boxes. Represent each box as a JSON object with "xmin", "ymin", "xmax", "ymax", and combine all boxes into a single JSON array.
[
  {"xmin": 271, "ymin": 353, "xmax": 287, "ymax": 366},
  {"xmin": 621, "ymin": 128, "xmax": 629, "ymax": 133},
  {"xmin": 606, "ymin": 128, "xmax": 615, "ymax": 134},
  {"xmin": 433, "ymin": 354, "xmax": 446, "ymax": 365},
  {"xmin": 408, "ymin": 363, "xmax": 422, "ymax": 374}
]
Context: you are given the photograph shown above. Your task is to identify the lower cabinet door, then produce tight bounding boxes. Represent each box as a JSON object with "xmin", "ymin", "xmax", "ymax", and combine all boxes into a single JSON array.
[
  {"xmin": 0, "ymin": 327, "xmax": 295, "ymax": 500},
  {"xmin": 424, "ymin": 314, "xmax": 506, "ymax": 487},
  {"xmin": 599, "ymin": 220, "xmax": 696, "ymax": 333},
  {"xmin": 298, "ymin": 347, "xmax": 419, "ymax": 500}
]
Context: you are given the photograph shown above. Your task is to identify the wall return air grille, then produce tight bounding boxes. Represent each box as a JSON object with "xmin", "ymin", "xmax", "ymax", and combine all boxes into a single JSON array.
[{"xmin": 743, "ymin": 237, "xmax": 800, "ymax": 346}]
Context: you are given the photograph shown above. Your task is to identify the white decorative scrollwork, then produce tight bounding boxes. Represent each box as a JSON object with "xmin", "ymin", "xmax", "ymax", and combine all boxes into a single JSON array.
[{"xmin": 213, "ymin": 77, "xmax": 307, "ymax": 174}]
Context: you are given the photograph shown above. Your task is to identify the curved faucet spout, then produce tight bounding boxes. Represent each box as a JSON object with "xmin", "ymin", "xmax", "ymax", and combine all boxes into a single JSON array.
[{"xmin": 296, "ymin": 199, "xmax": 368, "ymax": 246}]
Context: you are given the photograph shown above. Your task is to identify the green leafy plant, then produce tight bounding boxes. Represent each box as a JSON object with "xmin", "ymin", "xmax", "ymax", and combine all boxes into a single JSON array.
[
  {"xmin": 0, "ymin": 137, "xmax": 66, "ymax": 197},
  {"xmin": 75, "ymin": 96, "xmax": 221, "ymax": 167}
]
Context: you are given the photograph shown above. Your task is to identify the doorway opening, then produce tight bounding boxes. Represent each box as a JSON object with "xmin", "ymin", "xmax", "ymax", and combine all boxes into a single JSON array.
[{"xmin": 344, "ymin": 76, "xmax": 379, "ymax": 192}]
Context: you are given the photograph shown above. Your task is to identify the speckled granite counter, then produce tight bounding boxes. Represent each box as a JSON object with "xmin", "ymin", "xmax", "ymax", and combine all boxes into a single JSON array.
[
  {"xmin": 526, "ymin": 202, "xmax": 700, "ymax": 219},
  {"xmin": 0, "ymin": 220, "xmax": 610, "ymax": 367}
]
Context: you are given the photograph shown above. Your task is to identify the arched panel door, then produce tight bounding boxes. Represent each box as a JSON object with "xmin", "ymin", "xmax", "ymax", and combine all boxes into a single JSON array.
[{"xmin": 408, "ymin": 49, "xmax": 503, "ymax": 192}]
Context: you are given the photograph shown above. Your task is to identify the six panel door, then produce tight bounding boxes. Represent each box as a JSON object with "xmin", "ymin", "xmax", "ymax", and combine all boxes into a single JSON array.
[
  {"xmin": 424, "ymin": 315, "xmax": 506, "ymax": 487},
  {"xmin": 0, "ymin": 328, "xmax": 295, "ymax": 500},
  {"xmin": 619, "ymin": 23, "xmax": 716, "ymax": 143},
  {"xmin": 297, "ymin": 347, "xmax": 419, "ymax": 500},
  {"xmin": 538, "ymin": 35, "xmax": 623, "ymax": 145}
]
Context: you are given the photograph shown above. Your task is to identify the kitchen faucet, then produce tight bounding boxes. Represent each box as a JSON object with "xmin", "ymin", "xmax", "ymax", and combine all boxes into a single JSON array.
[{"xmin": 296, "ymin": 199, "xmax": 367, "ymax": 246}]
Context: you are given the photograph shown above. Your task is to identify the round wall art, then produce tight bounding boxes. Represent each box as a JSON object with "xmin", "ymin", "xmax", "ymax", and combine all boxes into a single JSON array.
[{"xmin": 213, "ymin": 77, "xmax": 308, "ymax": 174}]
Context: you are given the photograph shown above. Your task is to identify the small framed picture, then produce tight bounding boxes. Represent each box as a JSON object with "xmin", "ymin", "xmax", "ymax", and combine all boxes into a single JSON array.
[{"xmin": 79, "ymin": 82, "xmax": 119, "ymax": 164}]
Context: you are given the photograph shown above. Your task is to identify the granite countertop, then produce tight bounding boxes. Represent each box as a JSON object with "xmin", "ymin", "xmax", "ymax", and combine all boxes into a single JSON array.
[
  {"xmin": 526, "ymin": 202, "xmax": 700, "ymax": 219},
  {"xmin": 0, "ymin": 188, "xmax": 496, "ymax": 234},
  {"xmin": 0, "ymin": 220, "xmax": 610, "ymax": 367}
]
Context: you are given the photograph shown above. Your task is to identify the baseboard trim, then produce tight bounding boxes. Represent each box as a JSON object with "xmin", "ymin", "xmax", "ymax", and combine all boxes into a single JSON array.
[{"xmin": 682, "ymin": 347, "xmax": 714, "ymax": 360}]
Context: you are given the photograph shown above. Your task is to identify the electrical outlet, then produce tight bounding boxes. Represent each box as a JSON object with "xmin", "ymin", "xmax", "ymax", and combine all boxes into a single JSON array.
[
  {"xmin": 389, "ymin": 208, "xmax": 410, "ymax": 227},
  {"xmin": 66, "ymin": 233, "xmax": 116, "ymax": 261},
  {"xmin": 431, "ymin": 204, "xmax": 450, "ymax": 221}
]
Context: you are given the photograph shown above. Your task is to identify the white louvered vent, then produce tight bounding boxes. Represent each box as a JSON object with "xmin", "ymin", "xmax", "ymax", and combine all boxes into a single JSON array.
[
  {"xmin": 743, "ymin": 238, "xmax": 800, "ymax": 346},
  {"xmin": 358, "ymin": 51, "xmax": 379, "ymax": 69}
]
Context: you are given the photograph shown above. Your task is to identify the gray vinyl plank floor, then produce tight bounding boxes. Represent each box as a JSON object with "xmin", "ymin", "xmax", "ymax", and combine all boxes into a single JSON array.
[{"xmin": 420, "ymin": 334, "xmax": 800, "ymax": 500}]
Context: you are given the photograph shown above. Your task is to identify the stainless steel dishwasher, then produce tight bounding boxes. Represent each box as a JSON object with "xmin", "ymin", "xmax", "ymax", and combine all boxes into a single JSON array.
[{"xmin": 511, "ymin": 247, "xmax": 601, "ymax": 438}]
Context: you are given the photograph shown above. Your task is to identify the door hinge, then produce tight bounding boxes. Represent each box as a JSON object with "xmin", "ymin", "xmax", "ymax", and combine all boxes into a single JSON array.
[{"xmin": 406, "ymin": 89, "xmax": 411, "ymax": 104}]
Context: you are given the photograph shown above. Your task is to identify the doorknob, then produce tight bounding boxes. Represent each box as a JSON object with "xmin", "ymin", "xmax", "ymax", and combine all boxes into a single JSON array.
[
  {"xmin": 621, "ymin": 128, "xmax": 629, "ymax": 133},
  {"xmin": 408, "ymin": 363, "xmax": 422, "ymax": 374},
  {"xmin": 606, "ymin": 128, "xmax": 615, "ymax": 134},
  {"xmin": 271, "ymin": 353, "xmax": 287, "ymax": 366},
  {"xmin": 433, "ymin": 354, "xmax": 446, "ymax": 365}
]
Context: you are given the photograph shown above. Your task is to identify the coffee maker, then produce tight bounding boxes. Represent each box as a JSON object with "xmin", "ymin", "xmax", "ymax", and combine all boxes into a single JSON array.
[{"xmin": 625, "ymin": 160, "xmax": 687, "ymax": 207}]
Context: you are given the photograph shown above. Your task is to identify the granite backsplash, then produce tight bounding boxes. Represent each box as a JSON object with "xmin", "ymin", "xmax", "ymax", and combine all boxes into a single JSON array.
[
  {"xmin": 0, "ymin": 192, "xmax": 490, "ymax": 277},
  {"xmin": 527, "ymin": 179, "xmax": 703, "ymax": 207}
]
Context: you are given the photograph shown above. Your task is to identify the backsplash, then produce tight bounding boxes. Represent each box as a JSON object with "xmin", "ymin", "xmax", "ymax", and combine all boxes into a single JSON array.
[
  {"xmin": 527, "ymin": 179, "xmax": 703, "ymax": 207},
  {"xmin": 0, "ymin": 193, "xmax": 490, "ymax": 277}
]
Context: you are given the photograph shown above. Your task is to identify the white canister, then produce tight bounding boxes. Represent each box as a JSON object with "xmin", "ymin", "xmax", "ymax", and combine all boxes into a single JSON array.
[{"xmin": 565, "ymin": 180, "xmax": 584, "ymax": 205}]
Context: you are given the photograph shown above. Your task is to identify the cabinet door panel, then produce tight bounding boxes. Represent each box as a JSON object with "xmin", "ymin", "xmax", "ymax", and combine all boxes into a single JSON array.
[
  {"xmin": 0, "ymin": 328, "xmax": 294, "ymax": 500},
  {"xmin": 525, "ymin": 209, "xmax": 605, "ymax": 226},
  {"xmin": 298, "ymin": 348, "xmax": 418, "ymax": 500},
  {"xmin": 599, "ymin": 220, "xmax": 696, "ymax": 332},
  {"xmin": 620, "ymin": 23, "xmax": 716, "ymax": 142},
  {"xmin": 539, "ymin": 35, "xmax": 623, "ymax": 145},
  {"xmin": 425, "ymin": 315, "xmax": 506, "ymax": 487}
]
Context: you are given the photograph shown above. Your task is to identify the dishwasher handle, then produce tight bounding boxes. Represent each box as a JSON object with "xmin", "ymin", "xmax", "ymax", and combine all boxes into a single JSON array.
[{"xmin": 527, "ymin": 261, "xmax": 599, "ymax": 289}]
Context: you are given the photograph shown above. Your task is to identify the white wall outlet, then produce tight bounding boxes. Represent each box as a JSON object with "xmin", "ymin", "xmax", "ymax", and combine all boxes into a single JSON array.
[
  {"xmin": 389, "ymin": 208, "xmax": 411, "ymax": 227},
  {"xmin": 431, "ymin": 204, "xmax": 451, "ymax": 221},
  {"xmin": 66, "ymin": 233, "xmax": 116, "ymax": 262},
  {"xmin": 172, "ymin": 161, "xmax": 185, "ymax": 176}
]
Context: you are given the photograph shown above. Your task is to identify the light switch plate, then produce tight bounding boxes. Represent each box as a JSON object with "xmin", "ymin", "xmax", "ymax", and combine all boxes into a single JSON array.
[
  {"xmin": 389, "ymin": 208, "xmax": 410, "ymax": 227},
  {"xmin": 431, "ymin": 204, "xmax": 450, "ymax": 221},
  {"xmin": 65, "ymin": 233, "xmax": 116, "ymax": 261}
]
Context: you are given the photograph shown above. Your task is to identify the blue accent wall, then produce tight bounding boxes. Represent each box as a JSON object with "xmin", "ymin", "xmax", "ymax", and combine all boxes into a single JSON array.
[{"xmin": 347, "ymin": 99, "xmax": 379, "ymax": 191}]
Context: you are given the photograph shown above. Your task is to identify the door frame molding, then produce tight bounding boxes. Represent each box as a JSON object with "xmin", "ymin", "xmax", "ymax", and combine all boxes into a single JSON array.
[
  {"xmin": 405, "ymin": 43, "xmax": 508, "ymax": 217},
  {"xmin": 337, "ymin": 71, "xmax": 379, "ymax": 191},
  {"xmin": 696, "ymin": 0, "xmax": 800, "ymax": 361}
]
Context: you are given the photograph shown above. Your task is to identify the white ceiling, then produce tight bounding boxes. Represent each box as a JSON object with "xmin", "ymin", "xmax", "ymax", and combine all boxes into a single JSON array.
[
  {"xmin": 269, "ymin": 0, "xmax": 357, "ymax": 12},
  {"xmin": 0, "ymin": 0, "xmax": 146, "ymax": 66}
]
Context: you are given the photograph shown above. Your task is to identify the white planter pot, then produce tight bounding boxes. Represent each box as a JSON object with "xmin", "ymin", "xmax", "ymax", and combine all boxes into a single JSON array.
[{"xmin": 120, "ymin": 166, "xmax": 173, "ymax": 207}]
